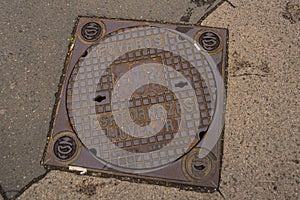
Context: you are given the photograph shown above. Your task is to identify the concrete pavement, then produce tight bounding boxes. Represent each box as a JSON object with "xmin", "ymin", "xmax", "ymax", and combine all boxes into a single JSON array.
[
  {"xmin": 1, "ymin": 0, "xmax": 299, "ymax": 199},
  {"xmin": 0, "ymin": 0, "xmax": 224, "ymax": 198}
]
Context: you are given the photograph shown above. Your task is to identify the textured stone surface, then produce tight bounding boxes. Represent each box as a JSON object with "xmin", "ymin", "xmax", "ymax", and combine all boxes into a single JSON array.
[
  {"xmin": 18, "ymin": 171, "xmax": 221, "ymax": 200},
  {"xmin": 1, "ymin": 0, "xmax": 299, "ymax": 199},
  {"xmin": 0, "ymin": 0, "xmax": 225, "ymax": 198}
]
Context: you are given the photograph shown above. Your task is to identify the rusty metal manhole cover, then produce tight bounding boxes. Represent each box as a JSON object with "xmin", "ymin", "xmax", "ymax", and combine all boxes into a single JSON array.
[{"xmin": 42, "ymin": 17, "xmax": 227, "ymax": 190}]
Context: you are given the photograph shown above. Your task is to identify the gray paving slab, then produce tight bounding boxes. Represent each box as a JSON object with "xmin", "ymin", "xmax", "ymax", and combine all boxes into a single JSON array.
[
  {"xmin": 2, "ymin": 0, "xmax": 300, "ymax": 199},
  {"xmin": 19, "ymin": 0, "xmax": 300, "ymax": 199},
  {"xmin": 18, "ymin": 170, "xmax": 222, "ymax": 200}
]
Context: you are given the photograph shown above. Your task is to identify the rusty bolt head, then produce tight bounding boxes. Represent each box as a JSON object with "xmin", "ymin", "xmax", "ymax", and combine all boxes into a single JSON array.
[
  {"xmin": 198, "ymin": 32, "xmax": 220, "ymax": 52},
  {"xmin": 53, "ymin": 135, "xmax": 77, "ymax": 161},
  {"xmin": 81, "ymin": 22, "xmax": 102, "ymax": 41}
]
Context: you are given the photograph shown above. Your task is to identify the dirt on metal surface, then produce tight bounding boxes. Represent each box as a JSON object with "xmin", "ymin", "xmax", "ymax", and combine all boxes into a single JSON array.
[{"xmin": 42, "ymin": 17, "xmax": 227, "ymax": 189}]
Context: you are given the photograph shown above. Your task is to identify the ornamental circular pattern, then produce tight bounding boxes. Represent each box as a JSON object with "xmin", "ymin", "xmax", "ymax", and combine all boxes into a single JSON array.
[{"xmin": 66, "ymin": 26, "xmax": 221, "ymax": 173}]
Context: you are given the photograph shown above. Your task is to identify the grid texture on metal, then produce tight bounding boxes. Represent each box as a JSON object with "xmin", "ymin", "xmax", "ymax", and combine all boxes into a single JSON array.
[
  {"xmin": 66, "ymin": 26, "xmax": 217, "ymax": 170},
  {"xmin": 42, "ymin": 17, "xmax": 227, "ymax": 189}
]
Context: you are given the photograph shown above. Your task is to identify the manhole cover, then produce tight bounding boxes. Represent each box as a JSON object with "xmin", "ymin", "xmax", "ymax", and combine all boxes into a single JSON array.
[{"xmin": 43, "ymin": 17, "xmax": 227, "ymax": 189}]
